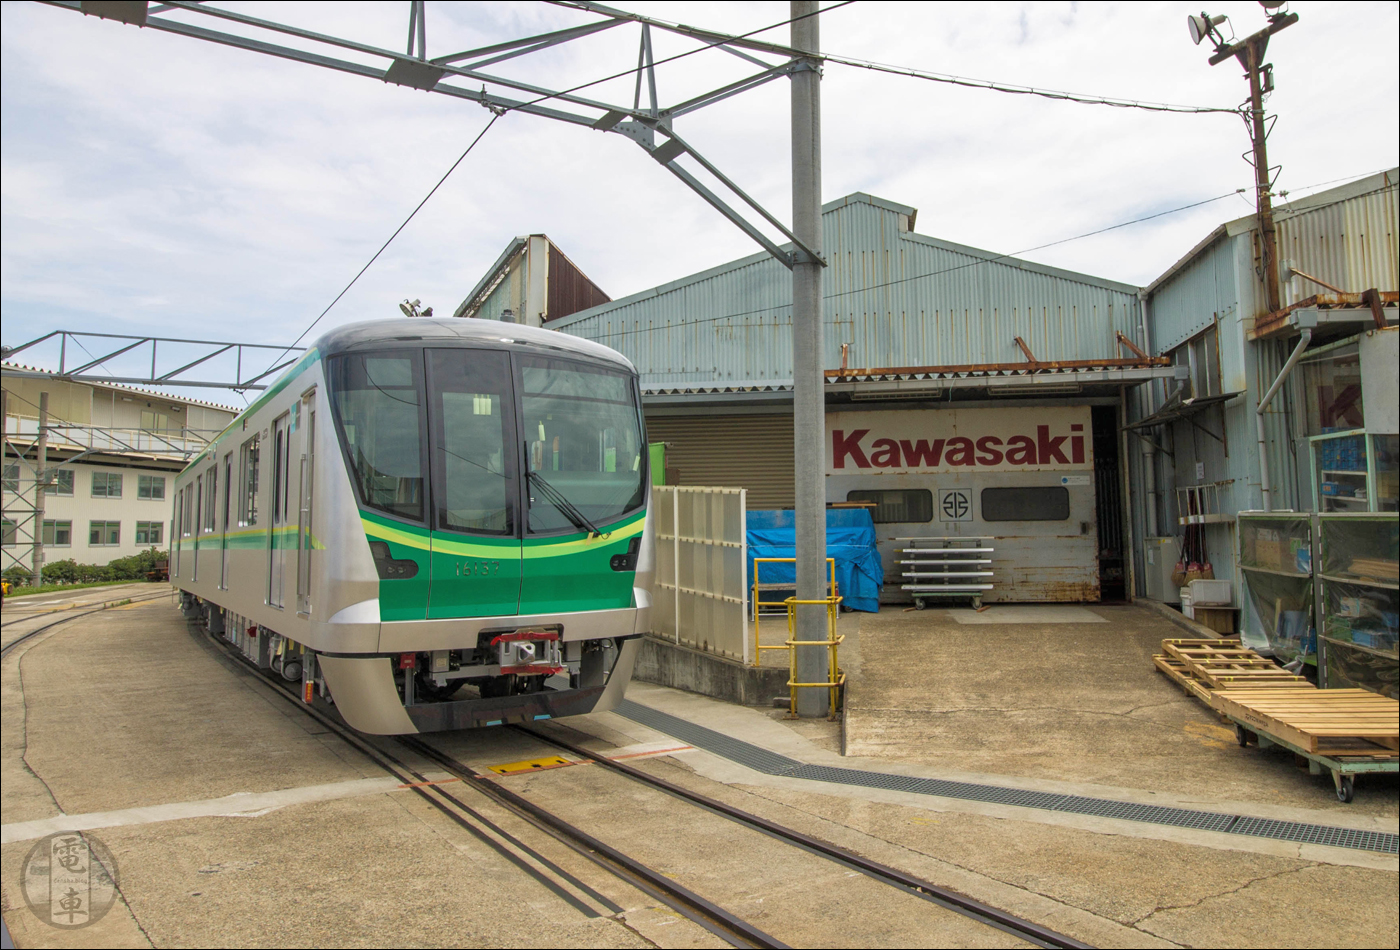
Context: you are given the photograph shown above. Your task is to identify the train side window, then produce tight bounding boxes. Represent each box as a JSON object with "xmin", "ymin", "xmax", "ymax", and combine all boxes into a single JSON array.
[
  {"xmin": 427, "ymin": 348, "xmax": 515, "ymax": 535},
  {"xmin": 328, "ymin": 352, "xmax": 426, "ymax": 522},
  {"xmin": 239, "ymin": 435, "xmax": 260, "ymax": 526},
  {"xmin": 980, "ymin": 486, "xmax": 1070, "ymax": 521},
  {"xmin": 845, "ymin": 489, "xmax": 932, "ymax": 524}
]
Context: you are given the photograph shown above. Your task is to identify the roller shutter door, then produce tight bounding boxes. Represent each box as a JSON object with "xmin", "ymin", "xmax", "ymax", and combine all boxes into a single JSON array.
[{"xmin": 644, "ymin": 413, "xmax": 794, "ymax": 509}]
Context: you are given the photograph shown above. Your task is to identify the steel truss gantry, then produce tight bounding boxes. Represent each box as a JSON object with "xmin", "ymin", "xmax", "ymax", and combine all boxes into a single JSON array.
[{"xmin": 48, "ymin": 0, "xmax": 831, "ymax": 269}]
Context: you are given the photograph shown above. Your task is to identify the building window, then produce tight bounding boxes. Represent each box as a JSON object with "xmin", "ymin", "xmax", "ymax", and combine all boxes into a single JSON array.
[
  {"xmin": 4, "ymin": 463, "xmax": 20, "ymax": 492},
  {"xmin": 1301, "ymin": 341, "xmax": 1364, "ymax": 436},
  {"xmin": 135, "ymin": 521, "xmax": 163, "ymax": 545},
  {"xmin": 92, "ymin": 471, "xmax": 123, "ymax": 498},
  {"xmin": 1, "ymin": 519, "xmax": 15, "ymax": 546},
  {"xmin": 981, "ymin": 486, "xmax": 1070, "ymax": 522},
  {"xmin": 845, "ymin": 489, "xmax": 933, "ymax": 524},
  {"xmin": 141, "ymin": 409, "xmax": 173, "ymax": 433},
  {"xmin": 1171, "ymin": 324, "xmax": 1222, "ymax": 399},
  {"xmin": 43, "ymin": 520, "xmax": 72, "ymax": 547},
  {"xmin": 239, "ymin": 435, "xmax": 260, "ymax": 526},
  {"xmin": 138, "ymin": 474, "xmax": 166, "ymax": 500},
  {"xmin": 89, "ymin": 521, "xmax": 121, "ymax": 546},
  {"xmin": 46, "ymin": 468, "xmax": 74, "ymax": 496}
]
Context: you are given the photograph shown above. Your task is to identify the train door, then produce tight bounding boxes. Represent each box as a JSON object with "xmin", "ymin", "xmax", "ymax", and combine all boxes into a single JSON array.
[
  {"xmin": 173, "ymin": 488, "xmax": 183, "ymax": 578},
  {"xmin": 424, "ymin": 348, "xmax": 521, "ymax": 618},
  {"xmin": 296, "ymin": 391, "xmax": 315, "ymax": 615},
  {"xmin": 220, "ymin": 452, "xmax": 232, "ymax": 589},
  {"xmin": 268, "ymin": 413, "xmax": 290, "ymax": 608},
  {"xmin": 192, "ymin": 473, "xmax": 202, "ymax": 582}
]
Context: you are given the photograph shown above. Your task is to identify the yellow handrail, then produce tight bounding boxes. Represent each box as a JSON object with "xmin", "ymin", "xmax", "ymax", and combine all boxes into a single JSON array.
[
  {"xmin": 783, "ymin": 595, "xmax": 845, "ymax": 719},
  {"xmin": 751, "ymin": 557, "xmax": 835, "ymax": 665}
]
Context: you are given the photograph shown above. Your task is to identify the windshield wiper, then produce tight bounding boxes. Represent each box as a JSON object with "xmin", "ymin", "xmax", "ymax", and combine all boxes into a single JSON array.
[{"xmin": 527, "ymin": 468, "xmax": 608, "ymax": 538}]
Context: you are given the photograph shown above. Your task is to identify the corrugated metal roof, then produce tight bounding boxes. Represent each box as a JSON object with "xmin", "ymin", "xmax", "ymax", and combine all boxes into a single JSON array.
[
  {"xmin": 1277, "ymin": 175, "xmax": 1398, "ymax": 305},
  {"xmin": 551, "ymin": 192, "xmax": 1143, "ymax": 393}
]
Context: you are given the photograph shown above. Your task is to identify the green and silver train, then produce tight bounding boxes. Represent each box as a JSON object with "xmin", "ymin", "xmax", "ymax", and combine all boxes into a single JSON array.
[{"xmin": 171, "ymin": 318, "xmax": 653, "ymax": 733}]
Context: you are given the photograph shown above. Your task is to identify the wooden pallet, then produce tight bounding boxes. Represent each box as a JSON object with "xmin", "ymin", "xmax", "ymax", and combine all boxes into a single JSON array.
[
  {"xmin": 1153, "ymin": 638, "xmax": 1314, "ymax": 713},
  {"xmin": 1212, "ymin": 688, "xmax": 1400, "ymax": 757}
]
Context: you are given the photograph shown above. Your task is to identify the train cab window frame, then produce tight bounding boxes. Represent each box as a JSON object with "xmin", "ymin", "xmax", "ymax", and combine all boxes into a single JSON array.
[
  {"xmin": 516, "ymin": 354, "xmax": 647, "ymax": 537},
  {"xmin": 328, "ymin": 350, "xmax": 429, "ymax": 524},
  {"xmin": 980, "ymin": 486, "xmax": 1071, "ymax": 522},
  {"xmin": 426, "ymin": 347, "xmax": 518, "ymax": 537},
  {"xmin": 845, "ymin": 489, "xmax": 933, "ymax": 524}
]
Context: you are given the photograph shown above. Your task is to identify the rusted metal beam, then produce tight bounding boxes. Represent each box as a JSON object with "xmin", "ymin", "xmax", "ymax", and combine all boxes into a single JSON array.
[
  {"xmin": 1251, "ymin": 290, "xmax": 1399, "ymax": 340},
  {"xmin": 1362, "ymin": 288, "xmax": 1388, "ymax": 329},
  {"xmin": 1014, "ymin": 336, "xmax": 1037, "ymax": 362},
  {"xmin": 825, "ymin": 355, "xmax": 1171, "ymax": 379},
  {"xmin": 1115, "ymin": 331, "xmax": 1149, "ymax": 360}
]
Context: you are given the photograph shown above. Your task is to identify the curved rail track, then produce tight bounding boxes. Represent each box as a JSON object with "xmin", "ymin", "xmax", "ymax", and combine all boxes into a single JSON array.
[
  {"xmin": 191, "ymin": 616, "xmax": 1090, "ymax": 949},
  {"xmin": 1, "ymin": 591, "xmax": 171, "ymax": 655}
]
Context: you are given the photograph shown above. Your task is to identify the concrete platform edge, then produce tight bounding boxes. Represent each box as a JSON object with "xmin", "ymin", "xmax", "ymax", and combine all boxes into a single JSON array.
[{"xmin": 633, "ymin": 635, "xmax": 789, "ymax": 707}]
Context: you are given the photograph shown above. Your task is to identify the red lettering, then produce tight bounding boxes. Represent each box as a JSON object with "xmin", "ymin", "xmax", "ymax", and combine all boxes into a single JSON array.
[
  {"xmin": 1072, "ymin": 435, "xmax": 1085, "ymax": 464},
  {"xmin": 975, "ymin": 436, "xmax": 1004, "ymax": 466},
  {"xmin": 870, "ymin": 438, "xmax": 901, "ymax": 468},
  {"xmin": 832, "ymin": 429, "xmax": 870, "ymax": 469},
  {"xmin": 945, "ymin": 436, "xmax": 975, "ymax": 466},
  {"xmin": 1005, "ymin": 435, "xmax": 1036, "ymax": 465},
  {"xmin": 1038, "ymin": 425, "xmax": 1069, "ymax": 465},
  {"xmin": 899, "ymin": 438, "xmax": 945, "ymax": 467}
]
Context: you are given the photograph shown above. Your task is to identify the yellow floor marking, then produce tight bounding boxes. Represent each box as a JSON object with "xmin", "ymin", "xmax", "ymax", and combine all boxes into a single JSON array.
[{"xmin": 488, "ymin": 755, "xmax": 573, "ymax": 775}]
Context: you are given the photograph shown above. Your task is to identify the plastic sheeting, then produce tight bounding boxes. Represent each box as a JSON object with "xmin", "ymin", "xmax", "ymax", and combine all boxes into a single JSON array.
[{"xmin": 747, "ymin": 508, "xmax": 883, "ymax": 613}]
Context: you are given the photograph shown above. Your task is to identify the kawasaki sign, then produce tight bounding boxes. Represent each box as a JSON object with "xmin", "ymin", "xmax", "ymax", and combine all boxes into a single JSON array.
[{"xmin": 827, "ymin": 407, "xmax": 1093, "ymax": 474}]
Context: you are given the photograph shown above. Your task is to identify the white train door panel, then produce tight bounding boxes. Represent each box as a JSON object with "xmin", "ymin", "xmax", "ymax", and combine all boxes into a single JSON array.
[
  {"xmin": 296, "ymin": 392, "xmax": 315, "ymax": 615},
  {"xmin": 268, "ymin": 413, "xmax": 290, "ymax": 608}
]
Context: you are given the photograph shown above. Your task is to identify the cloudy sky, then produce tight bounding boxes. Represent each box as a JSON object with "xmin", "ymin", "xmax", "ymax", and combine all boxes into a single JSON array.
[{"xmin": 2, "ymin": 1, "xmax": 1396, "ymax": 403}]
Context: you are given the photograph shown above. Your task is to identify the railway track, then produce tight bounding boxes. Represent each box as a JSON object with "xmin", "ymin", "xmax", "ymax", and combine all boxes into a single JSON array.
[
  {"xmin": 195, "ymin": 617, "xmax": 1090, "ymax": 949},
  {"xmin": 1, "ymin": 591, "xmax": 171, "ymax": 655}
]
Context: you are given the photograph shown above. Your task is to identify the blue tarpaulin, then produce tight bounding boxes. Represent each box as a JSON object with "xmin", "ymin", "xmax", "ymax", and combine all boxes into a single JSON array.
[{"xmin": 747, "ymin": 508, "xmax": 884, "ymax": 613}]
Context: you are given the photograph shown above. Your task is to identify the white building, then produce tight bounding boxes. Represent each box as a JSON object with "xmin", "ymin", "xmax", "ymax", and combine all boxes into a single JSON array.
[{"xmin": 2, "ymin": 364, "xmax": 237, "ymax": 575}]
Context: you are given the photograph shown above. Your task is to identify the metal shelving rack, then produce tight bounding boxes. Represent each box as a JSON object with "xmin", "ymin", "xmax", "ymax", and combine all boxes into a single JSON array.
[
  {"xmin": 898, "ymin": 536, "xmax": 995, "ymax": 609},
  {"xmin": 1316, "ymin": 511, "xmax": 1398, "ymax": 697}
]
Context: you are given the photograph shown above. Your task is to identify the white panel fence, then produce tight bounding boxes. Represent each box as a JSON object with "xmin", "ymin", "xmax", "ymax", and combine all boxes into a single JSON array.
[{"xmin": 652, "ymin": 486, "xmax": 749, "ymax": 663}]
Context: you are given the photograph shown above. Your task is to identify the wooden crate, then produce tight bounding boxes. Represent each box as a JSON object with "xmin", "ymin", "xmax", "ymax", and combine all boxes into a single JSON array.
[
  {"xmin": 1192, "ymin": 606, "xmax": 1236, "ymax": 635},
  {"xmin": 1212, "ymin": 688, "xmax": 1400, "ymax": 757}
]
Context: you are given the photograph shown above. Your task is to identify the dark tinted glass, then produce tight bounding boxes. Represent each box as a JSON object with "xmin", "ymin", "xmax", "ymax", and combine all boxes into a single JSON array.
[
  {"xmin": 846, "ymin": 489, "xmax": 932, "ymax": 523},
  {"xmin": 427, "ymin": 348, "xmax": 516, "ymax": 535},
  {"xmin": 329, "ymin": 353, "xmax": 425, "ymax": 521},
  {"xmin": 981, "ymin": 486, "xmax": 1070, "ymax": 521},
  {"xmin": 519, "ymin": 356, "xmax": 645, "ymax": 534}
]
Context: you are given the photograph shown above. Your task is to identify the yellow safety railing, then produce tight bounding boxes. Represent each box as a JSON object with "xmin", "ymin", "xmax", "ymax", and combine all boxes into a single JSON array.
[
  {"xmin": 751, "ymin": 557, "xmax": 835, "ymax": 664},
  {"xmin": 784, "ymin": 594, "xmax": 845, "ymax": 719}
]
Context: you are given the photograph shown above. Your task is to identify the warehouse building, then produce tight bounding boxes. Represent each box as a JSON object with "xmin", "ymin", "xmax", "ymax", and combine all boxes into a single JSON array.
[{"xmin": 461, "ymin": 192, "xmax": 1181, "ymax": 603}]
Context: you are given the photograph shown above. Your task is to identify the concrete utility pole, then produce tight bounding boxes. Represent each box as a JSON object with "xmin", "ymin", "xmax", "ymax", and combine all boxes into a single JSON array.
[
  {"xmin": 790, "ymin": 1, "xmax": 827, "ymax": 718},
  {"xmin": 32, "ymin": 391, "xmax": 48, "ymax": 587}
]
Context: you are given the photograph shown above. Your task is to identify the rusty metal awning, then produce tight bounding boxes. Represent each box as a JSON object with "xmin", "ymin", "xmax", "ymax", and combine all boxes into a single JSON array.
[
  {"xmin": 1122, "ymin": 389, "xmax": 1242, "ymax": 432},
  {"xmin": 1250, "ymin": 290, "xmax": 1398, "ymax": 341}
]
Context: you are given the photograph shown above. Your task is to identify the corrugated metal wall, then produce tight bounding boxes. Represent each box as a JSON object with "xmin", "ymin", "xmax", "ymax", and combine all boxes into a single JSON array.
[
  {"xmin": 646, "ymin": 414, "xmax": 794, "ymax": 508},
  {"xmin": 552, "ymin": 193, "xmax": 1143, "ymax": 391},
  {"xmin": 473, "ymin": 254, "xmax": 527, "ymax": 323},
  {"xmin": 546, "ymin": 244, "xmax": 610, "ymax": 323},
  {"xmin": 1278, "ymin": 173, "xmax": 1399, "ymax": 305}
]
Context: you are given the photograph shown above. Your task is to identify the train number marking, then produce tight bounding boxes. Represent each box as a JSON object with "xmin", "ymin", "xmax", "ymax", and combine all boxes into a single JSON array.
[{"xmin": 456, "ymin": 559, "xmax": 502, "ymax": 577}]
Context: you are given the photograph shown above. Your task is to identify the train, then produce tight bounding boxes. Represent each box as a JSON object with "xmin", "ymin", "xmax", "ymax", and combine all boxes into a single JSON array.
[{"xmin": 170, "ymin": 318, "xmax": 654, "ymax": 734}]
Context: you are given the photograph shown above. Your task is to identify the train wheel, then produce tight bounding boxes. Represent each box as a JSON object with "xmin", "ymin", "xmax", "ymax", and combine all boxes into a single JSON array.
[{"xmin": 414, "ymin": 673, "xmax": 465, "ymax": 702}]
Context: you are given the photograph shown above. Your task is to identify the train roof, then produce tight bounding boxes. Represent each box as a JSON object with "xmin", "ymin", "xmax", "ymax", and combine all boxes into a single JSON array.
[{"xmin": 314, "ymin": 318, "xmax": 636, "ymax": 373}]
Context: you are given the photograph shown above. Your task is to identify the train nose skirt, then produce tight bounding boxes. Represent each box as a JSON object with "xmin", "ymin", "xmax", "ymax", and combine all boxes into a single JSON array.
[
  {"xmin": 614, "ymin": 700, "xmax": 1399, "ymax": 856},
  {"xmin": 406, "ymin": 686, "xmax": 607, "ymax": 731}
]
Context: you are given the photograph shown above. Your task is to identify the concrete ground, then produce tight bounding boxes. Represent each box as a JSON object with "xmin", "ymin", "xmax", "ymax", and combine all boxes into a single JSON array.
[{"xmin": 1, "ymin": 591, "xmax": 1395, "ymax": 948}]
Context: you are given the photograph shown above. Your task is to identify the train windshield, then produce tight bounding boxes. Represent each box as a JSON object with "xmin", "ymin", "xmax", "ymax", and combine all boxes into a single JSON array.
[
  {"xmin": 328, "ymin": 353, "xmax": 425, "ymax": 521},
  {"xmin": 518, "ymin": 355, "xmax": 645, "ymax": 534}
]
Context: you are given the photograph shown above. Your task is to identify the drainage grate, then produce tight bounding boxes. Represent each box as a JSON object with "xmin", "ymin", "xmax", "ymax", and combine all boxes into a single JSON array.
[{"xmin": 614, "ymin": 700, "xmax": 1398, "ymax": 855}]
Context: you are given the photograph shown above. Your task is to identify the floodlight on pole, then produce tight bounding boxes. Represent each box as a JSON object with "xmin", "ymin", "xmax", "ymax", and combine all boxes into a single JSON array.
[{"xmin": 1187, "ymin": 12, "xmax": 1228, "ymax": 46}]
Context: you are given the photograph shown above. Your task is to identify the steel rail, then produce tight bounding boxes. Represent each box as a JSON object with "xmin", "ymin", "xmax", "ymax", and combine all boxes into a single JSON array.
[
  {"xmin": 0, "ymin": 591, "xmax": 169, "ymax": 643},
  {"xmin": 193, "ymin": 618, "xmax": 780, "ymax": 947},
  {"xmin": 516, "ymin": 726, "xmax": 1094, "ymax": 950},
  {"xmin": 401, "ymin": 736, "xmax": 788, "ymax": 950}
]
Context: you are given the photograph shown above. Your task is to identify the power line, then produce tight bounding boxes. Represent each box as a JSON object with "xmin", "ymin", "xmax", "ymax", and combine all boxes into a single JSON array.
[
  {"xmin": 258, "ymin": 3, "xmax": 854, "ymax": 381},
  {"xmin": 258, "ymin": 112, "xmax": 502, "ymax": 378},
  {"xmin": 570, "ymin": 189, "xmax": 1247, "ymax": 343}
]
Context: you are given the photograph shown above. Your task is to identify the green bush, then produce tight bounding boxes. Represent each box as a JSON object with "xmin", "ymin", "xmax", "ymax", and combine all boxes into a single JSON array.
[{"xmin": 4, "ymin": 548, "xmax": 165, "ymax": 586}]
